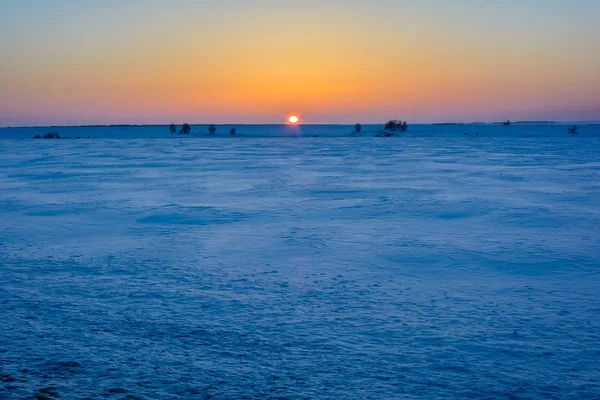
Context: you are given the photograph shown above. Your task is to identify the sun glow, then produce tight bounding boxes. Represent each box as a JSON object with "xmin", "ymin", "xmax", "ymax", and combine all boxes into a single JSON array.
[{"xmin": 288, "ymin": 115, "xmax": 299, "ymax": 124}]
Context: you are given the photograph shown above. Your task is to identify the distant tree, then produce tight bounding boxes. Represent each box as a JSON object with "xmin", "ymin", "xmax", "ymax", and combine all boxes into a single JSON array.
[
  {"xmin": 384, "ymin": 120, "xmax": 396, "ymax": 131},
  {"xmin": 230, "ymin": 127, "xmax": 237, "ymax": 136},
  {"xmin": 181, "ymin": 123, "xmax": 191, "ymax": 134},
  {"xmin": 384, "ymin": 120, "xmax": 407, "ymax": 133},
  {"xmin": 568, "ymin": 125, "xmax": 579, "ymax": 136},
  {"xmin": 169, "ymin": 124, "xmax": 177, "ymax": 134},
  {"xmin": 355, "ymin": 123, "xmax": 362, "ymax": 133},
  {"xmin": 209, "ymin": 124, "xmax": 216, "ymax": 135}
]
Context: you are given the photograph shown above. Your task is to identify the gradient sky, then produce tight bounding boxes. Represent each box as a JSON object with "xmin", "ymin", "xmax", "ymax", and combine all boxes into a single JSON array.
[{"xmin": 1, "ymin": 0, "xmax": 599, "ymax": 126}]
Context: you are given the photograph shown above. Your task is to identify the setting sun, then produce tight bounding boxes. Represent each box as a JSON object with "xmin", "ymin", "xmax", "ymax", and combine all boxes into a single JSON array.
[{"xmin": 288, "ymin": 116, "xmax": 299, "ymax": 124}]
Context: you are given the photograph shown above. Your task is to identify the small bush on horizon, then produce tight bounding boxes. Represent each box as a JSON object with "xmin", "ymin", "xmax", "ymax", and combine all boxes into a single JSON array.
[
  {"xmin": 169, "ymin": 124, "xmax": 177, "ymax": 134},
  {"xmin": 43, "ymin": 131, "xmax": 61, "ymax": 139},
  {"xmin": 209, "ymin": 125, "xmax": 217, "ymax": 135},
  {"xmin": 384, "ymin": 120, "xmax": 408, "ymax": 133},
  {"xmin": 181, "ymin": 123, "xmax": 191, "ymax": 134},
  {"xmin": 355, "ymin": 123, "xmax": 362, "ymax": 133},
  {"xmin": 569, "ymin": 125, "xmax": 579, "ymax": 136}
]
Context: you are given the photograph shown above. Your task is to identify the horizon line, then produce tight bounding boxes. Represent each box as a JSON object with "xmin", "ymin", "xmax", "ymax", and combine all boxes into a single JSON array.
[{"xmin": 2, "ymin": 120, "xmax": 600, "ymax": 129}]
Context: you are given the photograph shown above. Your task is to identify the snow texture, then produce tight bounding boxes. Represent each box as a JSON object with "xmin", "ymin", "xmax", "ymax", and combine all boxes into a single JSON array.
[
  {"xmin": 1, "ymin": 127, "xmax": 599, "ymax": 399},
  {"xmin": 2, "ymin": 122, "xmax": 600, "ymax": 139}
]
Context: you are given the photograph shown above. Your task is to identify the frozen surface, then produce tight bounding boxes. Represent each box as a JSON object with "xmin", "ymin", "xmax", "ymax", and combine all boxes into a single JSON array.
[
  {"xmin": 1, "ymin": 135, "xmax": 599, "ymax": 399},
  {"xmin": 1, "ymin": 122, "xmax": 600, "ymax": 139}
]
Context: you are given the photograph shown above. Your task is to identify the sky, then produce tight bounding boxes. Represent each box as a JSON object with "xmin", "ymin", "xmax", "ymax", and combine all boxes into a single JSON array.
[{"xmin": 1, "ymin": 0, "xmax": 599, "ymax": 126}]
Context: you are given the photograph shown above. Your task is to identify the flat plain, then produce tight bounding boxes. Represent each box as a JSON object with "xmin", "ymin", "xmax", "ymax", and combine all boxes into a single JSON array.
[{"xmin": 1, "ymin": 128, "xmax": 599, "ymax": 398}]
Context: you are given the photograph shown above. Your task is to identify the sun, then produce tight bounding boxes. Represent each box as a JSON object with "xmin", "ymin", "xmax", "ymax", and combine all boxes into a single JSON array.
[{"xmin": 288, "ymin": 115, "xmax": 299, "ymax": 124}]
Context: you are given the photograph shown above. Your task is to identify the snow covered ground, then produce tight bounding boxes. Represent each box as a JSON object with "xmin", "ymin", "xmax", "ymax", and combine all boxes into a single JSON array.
[
  {"xmin": 1, "ymin": 122, "xmax": 600, "ymax": 139},
  {"xmin": 1, "ymin": 131, "xmax": 599, "ymax": 398}
]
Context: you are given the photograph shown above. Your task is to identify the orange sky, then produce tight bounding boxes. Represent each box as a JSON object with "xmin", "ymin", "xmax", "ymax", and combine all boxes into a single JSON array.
[{"xmin": 1, "ymin": 1, "xmax": 599, "ymax": 126}]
